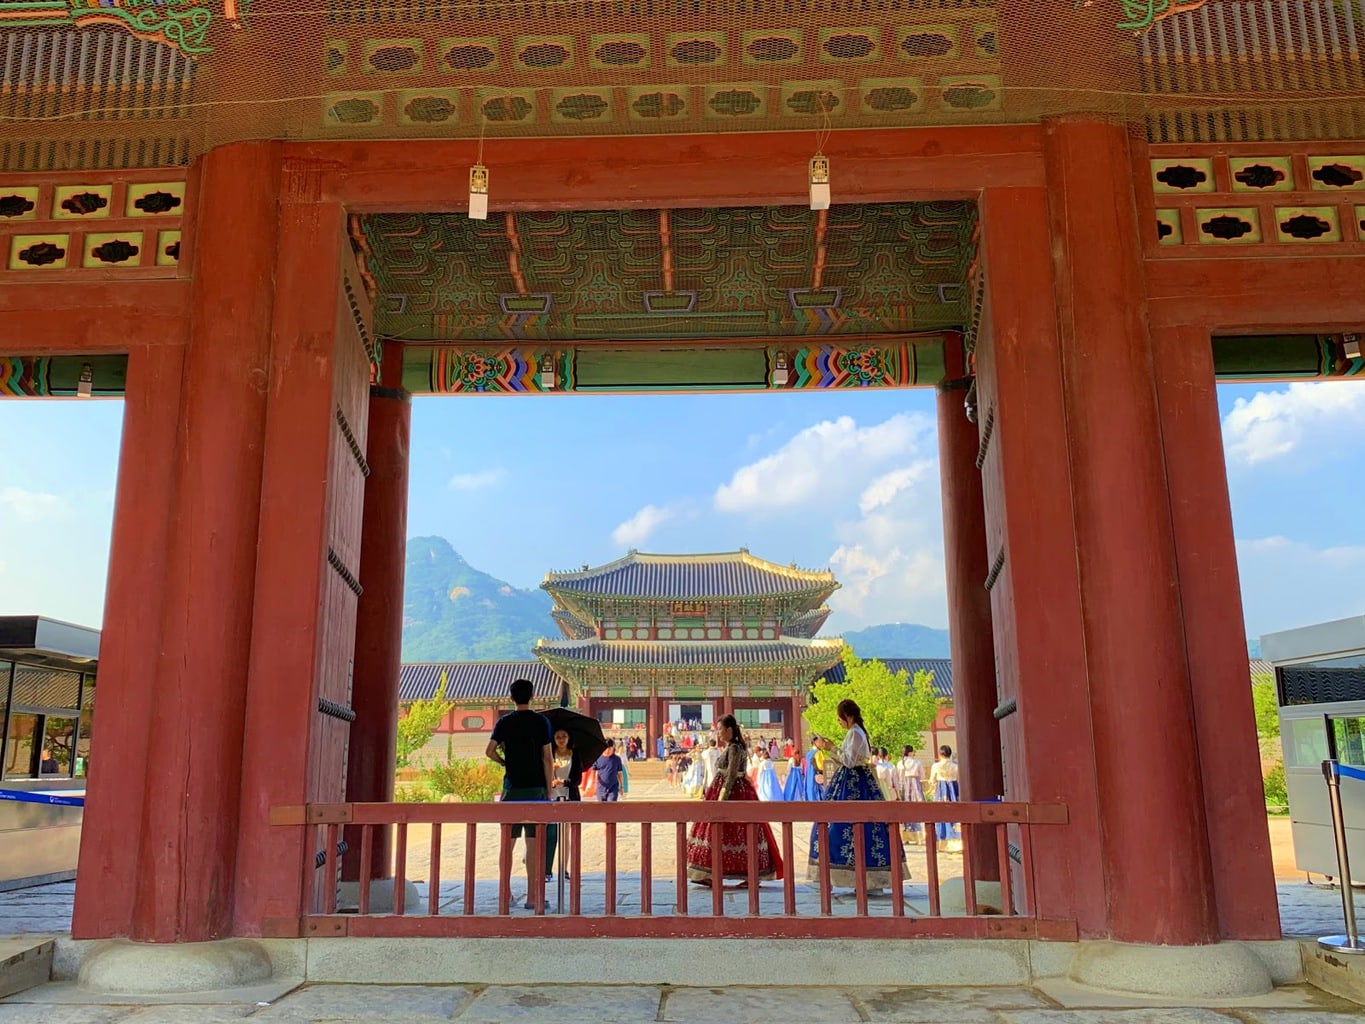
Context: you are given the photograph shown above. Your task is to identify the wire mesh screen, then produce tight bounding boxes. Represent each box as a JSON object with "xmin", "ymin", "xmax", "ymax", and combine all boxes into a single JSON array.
[{"xmin": 1, "ymin": 0, "xmax": 1363, "ymax": 168}]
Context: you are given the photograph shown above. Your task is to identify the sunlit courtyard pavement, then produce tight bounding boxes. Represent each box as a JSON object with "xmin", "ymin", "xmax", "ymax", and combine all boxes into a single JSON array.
[
  {"xmin": 0, "ymin": 874, "xmax": 1355, "ymax": 938},
  {"xmin": 0, "ymin": 978, "xmax": 1362, "ymax": 1024}
]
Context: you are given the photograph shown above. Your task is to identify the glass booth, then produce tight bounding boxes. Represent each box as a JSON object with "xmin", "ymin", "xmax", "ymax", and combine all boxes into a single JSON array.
[
  {"xmin": 0, "ymin": 616, "xmax": 98, "ymax": 891},
  {"xmin": 1264, "ymin": 616, "xmax": 1365, "ymax": 878}
]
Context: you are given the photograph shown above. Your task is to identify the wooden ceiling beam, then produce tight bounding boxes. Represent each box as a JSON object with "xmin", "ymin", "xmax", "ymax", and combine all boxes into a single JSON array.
[{"xmin": 293, "ymin": 125, "xmax": 1045, "ymax": 213}]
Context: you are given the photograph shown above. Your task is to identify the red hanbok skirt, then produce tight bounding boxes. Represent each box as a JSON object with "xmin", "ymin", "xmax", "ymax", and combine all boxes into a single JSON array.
[{"xmin": 685, "ymin": 775, "xmax": 784, "ymax": 882}]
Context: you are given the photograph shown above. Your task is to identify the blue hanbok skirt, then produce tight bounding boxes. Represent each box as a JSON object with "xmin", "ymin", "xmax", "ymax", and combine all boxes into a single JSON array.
[
  {"xmin": 808, "ymin": 765, "xmax": 906, "ymax": 889},
  {"xmin": 782, "ymin": 763, "xmax": 804, "ymax": 801},
  {"xmin": 935, "ymin": 779, "xmax": 961, "ymax": 841},
  {"xmin": 757, "ymin": 761, "xmax": 783, "ymax": 801}
]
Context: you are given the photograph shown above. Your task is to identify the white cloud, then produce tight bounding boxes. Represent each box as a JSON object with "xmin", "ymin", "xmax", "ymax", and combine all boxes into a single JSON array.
[
  {"xmin": 858, "ymin": 464, "xmax": 932, "ymax": 514},
  {"xmin": 714, "ymin": 413, "xmax": 929, "ymax": 515},
  {"xmin": 1222, "ymin": 382, "xmax": 1365, "ymax": 467},
  {"xmin": 1236, "ymin": 535, "xmax": 1365, "ymax": 637},
  {"xmin": 612, "ymin": 504, "xmax": 673, "ymax": 548},
  {"xmin": 828, "ymin": 457, "xmax": 946, "ymax": 631},
  {"xmin": 447, "ymin": 468, "xmax": 506, "ymax": 491},
  {"xmin": 0, "ymin": 487, "xmax": 67, "ymax": 523}
]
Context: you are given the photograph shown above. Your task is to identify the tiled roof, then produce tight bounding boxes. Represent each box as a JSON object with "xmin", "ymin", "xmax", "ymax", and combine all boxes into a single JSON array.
[
  {"xmin": 819, "ymin": 657, "xmax": 955, "ymax": 700},
  {"xmin": 784, "ymin": 607, "xmax": 831, "ymax": 639},
  {"xmin": 535, "ymin": 637, "xmax": 844, "ymax": 667},
  {"xmin": 399, "ymin": 661, "xmax": 565, "ymax": 703},
  {"xmin": 543, "ymin": 550, "xmax": 837, "ymax": 600},
  {"xmin": 552, "ymin": 608, "xmax": 597, "ymax": 640}
]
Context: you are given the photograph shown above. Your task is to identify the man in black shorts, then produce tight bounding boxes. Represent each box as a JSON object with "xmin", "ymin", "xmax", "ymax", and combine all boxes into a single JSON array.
[{"xmin": 486, "ymin": 678, "xmax": 554, "ymax": 909}]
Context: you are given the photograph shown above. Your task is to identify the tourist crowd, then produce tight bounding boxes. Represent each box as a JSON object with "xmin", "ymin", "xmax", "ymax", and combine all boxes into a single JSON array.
[{"xmin": 486, "ymin": 678, "xmax": 962, "ymax": 906}]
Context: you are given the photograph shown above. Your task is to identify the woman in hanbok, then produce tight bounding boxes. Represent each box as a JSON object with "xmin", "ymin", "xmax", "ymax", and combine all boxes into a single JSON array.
[
  {"xmin": 874, "ymin": 747, "xmax": 897, "ymax": 800},
  {"xmin": 756, "ymin": 747, "xmax": 783, "ymax": 801},
  {"xmin": 781, "ymin": 750, "xmax": 805, "ymax": 801},
  {"xmin": 929, "ymin": 745, "xmax": 961, "ymax": 845},
  {"xmin": 896, "ymin": 744, "xmax": 925, "ymax": 842},
  {"xmin": 682, "ymin": 754, "xmax": 705, "ymax": 797},
  {"xmin": 686, "ymin": 715, "xmax": 784, "ymax": 886},
  {"xmin": 807, "ymin": 700, "xmax": 906, "ymax": 891}
]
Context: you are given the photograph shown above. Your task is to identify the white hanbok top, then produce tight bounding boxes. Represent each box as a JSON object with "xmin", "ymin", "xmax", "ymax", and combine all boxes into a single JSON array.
[
  {"xmin": 929, "ymin": 758, "xmax": 959, "ymax": 784},
  {"xmin": 826, "ymin": 725, "xmax": 872, "ymax": 769}
]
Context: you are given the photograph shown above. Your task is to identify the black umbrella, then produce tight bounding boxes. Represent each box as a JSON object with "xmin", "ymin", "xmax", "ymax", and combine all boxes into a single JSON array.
[{"xmin": 543, "ymin": 707, "xmax": 609, "ymax": 768}]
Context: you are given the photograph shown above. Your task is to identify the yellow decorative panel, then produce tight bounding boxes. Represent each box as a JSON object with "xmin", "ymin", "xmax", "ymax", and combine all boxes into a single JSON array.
[
  {"xmin": 83, "ymin": 232, "xmax": 144, "ymax": 267},
  {"xmin": 52, "ymin": 184, "xmax": 113, "ymax": 219},
  {"xmin": 1228, "ymin": 156, "xmax": 1293, "ymax": 192},
  {"xmin": 0, "ymin": 187, "xmax": 40, "ymax": 221},
  {"xmin": 9, "ymin": 234, "xmax": 70, "ymax": 269},
  {"xmin": 156, "ymin": 230, "xmax": 182, "ymax": 266},
  {"xmin": 1274, "ymin": 206, "xmax": 1341, "ymax": 243},
  {"xmin": 1307, "ymin": 156, "xmax": 1365, "ymax": 190},
  {"xmin": 1194, "ymin": 208, "xmax": 1261, "ymax": 244},
  {"xmin": 1151, "ymin": 158, "xmax": 1215, "ymax": 195},
  {"xmin": 1155, "ymin": 208, "xmax": 1182, "ymax": 245},
  {"xmin": 125, "ymin": 182, "xmax": 186, "ymax": 218}
]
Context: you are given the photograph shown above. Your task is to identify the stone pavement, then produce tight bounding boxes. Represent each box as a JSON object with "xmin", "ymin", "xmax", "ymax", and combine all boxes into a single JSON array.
[
  {"xmin": 2, "ymin": 981, "xmax": 1363, "ymax": 1024},
  {"xmin": 0, "ymin": 879, "xmax": 1354, "ymax": 936}
]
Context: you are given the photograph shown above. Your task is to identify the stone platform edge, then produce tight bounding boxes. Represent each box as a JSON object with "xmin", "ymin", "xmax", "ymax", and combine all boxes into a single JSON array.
[{"xmin": 49, "ymin": 937, "xmax": 1306, "ymax": 991}]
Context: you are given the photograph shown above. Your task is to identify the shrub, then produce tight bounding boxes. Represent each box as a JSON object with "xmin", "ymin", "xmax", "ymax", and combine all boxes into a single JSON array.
[
  {"xmin": 424, "ymin": 758, "xmax": 502, "ymax": 803},
  {"xmin": 394, "ymin": 781, "xmax": 437, "ymax": 803},
  {"xmin": 1263, "ymin": 759, "xmax": 1288, "ymax": 808}
]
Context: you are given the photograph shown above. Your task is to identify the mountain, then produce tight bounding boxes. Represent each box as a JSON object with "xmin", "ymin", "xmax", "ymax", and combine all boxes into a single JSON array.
[
  {"xmin": 841, "ymin": 622, "xmax": 952, "ymax": 659},
  {"xmin": 401, "ymin": 536, "xmax": 554, "ymax": 661}
]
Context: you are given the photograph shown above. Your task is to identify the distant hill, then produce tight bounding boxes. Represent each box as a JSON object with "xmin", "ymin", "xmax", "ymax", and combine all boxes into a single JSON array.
[
  {"xmin": 402, "ymin": 536, "xmax": 554, "ymax": 661},
  {"xmin": 842, "ymin": 622, "xmax": 951, "ymax": 659}
]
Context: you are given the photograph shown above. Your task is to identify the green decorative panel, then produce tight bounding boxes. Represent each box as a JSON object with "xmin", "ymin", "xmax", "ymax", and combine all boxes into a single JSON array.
[{"xmin": 361, "ymin": 203, "xmax": 977, "ymax": 343}]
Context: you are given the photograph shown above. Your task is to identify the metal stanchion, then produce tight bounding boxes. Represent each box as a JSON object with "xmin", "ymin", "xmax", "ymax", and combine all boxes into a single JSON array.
[{"xmin": 1318, "ymin": 759, "xmax": 1364, "ymax": 954}]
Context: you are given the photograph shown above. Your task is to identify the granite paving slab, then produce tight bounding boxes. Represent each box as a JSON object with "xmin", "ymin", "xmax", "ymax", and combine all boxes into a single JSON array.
[
  {"xmin": 995, "ymin": 1012, "xmax": 1242, "ymax": 1024},
  {"xmin": 662, "ymin": 985, "xmax": 860, "ymax": 1022},
  {"xmin": 0, "ymin": 1007, "xmax": 131, "ymax": 1024},
  {"xmin": 457, "ymin": 984, "xmax": 662, "ymax": 1022},
  {"xmin": 852, "ymin": 985, "xmax": 1052, "ymax": 1022},
  {"xmin": 1238, "ymin": 1013, "xmax": 1365, "ymax": 1024},
  {"xmin": 253, "ymin": 985, "xmax": 472, "ymax": 1021},
  {"xmin": 120, "ymin": 1008, "xmax": 255, "ymax": 1023}
]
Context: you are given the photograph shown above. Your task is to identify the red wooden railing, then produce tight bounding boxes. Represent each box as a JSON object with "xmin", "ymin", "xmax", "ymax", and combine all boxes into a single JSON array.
[{"xmin": 269, "ymin": 800, "xmax": 1075, "ymax": 940}]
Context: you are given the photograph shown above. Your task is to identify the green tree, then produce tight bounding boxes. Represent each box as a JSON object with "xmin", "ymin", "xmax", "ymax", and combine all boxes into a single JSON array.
[
  {"xmin": 396, "ymin": 670, "xmax": 456, "ymax": 768},
  {"xmin": 803, "ymin": 647, "xmax": 941, "ymax": 751},
  {"xmin": 1251, "ymin": 673, "xmax": 1280, "ymax": 739}
]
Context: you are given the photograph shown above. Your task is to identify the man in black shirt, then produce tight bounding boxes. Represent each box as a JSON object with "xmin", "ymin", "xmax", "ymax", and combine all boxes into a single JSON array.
[{"xmin": 486, "ymin": 678, "xmax": 553, "ymax": 909}]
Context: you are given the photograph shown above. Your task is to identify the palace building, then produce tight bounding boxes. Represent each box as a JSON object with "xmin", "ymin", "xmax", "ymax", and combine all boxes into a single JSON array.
[{"xmin": 536, "ymin": 550, "xmax": 843, "ymax": 750}]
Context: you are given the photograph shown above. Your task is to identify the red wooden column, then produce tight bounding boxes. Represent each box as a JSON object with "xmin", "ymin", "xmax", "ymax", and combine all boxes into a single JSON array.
[
  {"xmin": 233, "ymin": 163, "xmax": 372, "ymax": 935},
  {"xmin": 1042, "ymin": 117, "xmax": 1216, "ymax": 945},
  {"xmin": 936, "ymin": 338, "xmax": 1003, "ymax": 885},
  {"xmin": 72, "ymin": 342, "xmax": 185, "ymax": 939},
  {"xmin": 788, "ymin": 696, "xmax": 803, "ymax": 750},
  {"xmin": 125, "ymin": 143, "xmax": 283, "ymax": 943},
  {"xmin": 342, "ymin": 357, "xmax": 412, "ymax": 884},
  {"xmin": 975, "ymin": 186, "xmax": 1107, "ymax": 936},
  {"xmin": 1152, "ymin": 323, "xmax": 1280, "ymax": 939}
]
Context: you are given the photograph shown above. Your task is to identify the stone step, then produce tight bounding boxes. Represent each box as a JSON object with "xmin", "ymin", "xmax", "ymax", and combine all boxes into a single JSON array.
[{"xmin": 0, "ymin": 936, "xmax": 53, "ymax": 998}]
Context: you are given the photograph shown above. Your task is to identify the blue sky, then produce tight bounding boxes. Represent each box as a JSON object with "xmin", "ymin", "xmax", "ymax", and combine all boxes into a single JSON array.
[{"xmin": 2, "ymin": 380, "xmax": 1364, "ymax": 640}]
